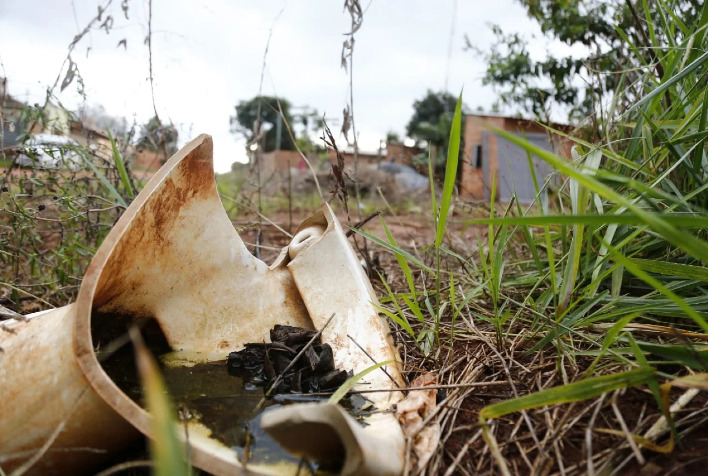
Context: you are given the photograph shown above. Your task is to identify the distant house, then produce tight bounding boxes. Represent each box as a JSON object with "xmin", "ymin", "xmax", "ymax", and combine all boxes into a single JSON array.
[
  {"xmin": 460, "ymin": 114, "xmax": 574, "ymax": 203},
  {"xmin": 327, "ymin": 147, "xmax": 381, "ymax": 164},
  {"xmin": 67, "ymin": 121, "xmax": 114, "ymax": 162},
  {"xmin": 1, "ymin": 78, "xmax": 116, "ymax": 164},
  {"xmin": 0, "ymin": 78, "xmax": 29, "ymax": 149},
  {"xmin": 261, "ymin": 149, "xmax": 308, "ymax": 175},
  {"xmin": 32, "ymin": 102, "xmax": 72, "ymax": 136},
  {"xmin": 133, "ymin": 148, "xmax": 166, "ymax": 172},
  {"xmin": 326, "ymin": 142, "xmax": 425, "ymax": 167}
]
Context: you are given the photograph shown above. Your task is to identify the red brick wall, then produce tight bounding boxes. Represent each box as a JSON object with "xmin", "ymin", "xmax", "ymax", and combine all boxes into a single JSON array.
[{"xmin": 461, "ymin": 115, "xmax": 574, "ymax": 199}]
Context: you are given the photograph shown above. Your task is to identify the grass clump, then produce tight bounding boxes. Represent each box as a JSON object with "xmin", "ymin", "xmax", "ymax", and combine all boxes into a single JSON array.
[
  {"xmin": 1, "ymin": 132, "xmax": 137, "ymax": 310},
  {"xmin": 362, "ymin": 3, "xmax": 708, "ymax": 473}
]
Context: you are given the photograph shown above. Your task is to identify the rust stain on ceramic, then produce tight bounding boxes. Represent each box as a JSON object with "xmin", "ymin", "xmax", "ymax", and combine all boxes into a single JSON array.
[{"xmin": 93, "ymin": 138, "xmax": 214, "ymax": 311}]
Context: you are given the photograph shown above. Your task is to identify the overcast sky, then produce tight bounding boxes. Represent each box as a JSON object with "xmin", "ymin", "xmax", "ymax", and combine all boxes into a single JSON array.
[{"xmin": 0, "ymin": 0, "xmax": 553, "ymax": 172}]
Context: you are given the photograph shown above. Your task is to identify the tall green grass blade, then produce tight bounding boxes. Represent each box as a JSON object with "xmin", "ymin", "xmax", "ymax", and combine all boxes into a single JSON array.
[
  {"xmin": 374, "ymin": 303, "xmax": 414, "ymax": 337},
  {"xmin": 627, "ymin": 258, "xmax": 708, "ymax": 282},
  {"xmin": 435, "ymin": 92, "xmax": 463, "ymax": 248},
  {"xmin": 463, "ymin": 214, "xmax": 708, "ymax": 228},
  {"xmin": 488, "ymin": 126, "xmax": 708, "ymax": 264},
  {"xmin": 534, "ymin": 291, "xmax": 610, "ymax": 350},
  {"xmin": 131, "ymin": 328, "xmax": 191, "ymax": 476},
  {"xmin": 637, "ymin": 342, "xmax": 708, "ymax": 371},
  {"xmin": 427, "ymin": 145, "xmax": 437, "ymax": 219},
  {"xmin": 492, "ymin": 225, "xmax": 507, "ymax": 305},
  {"xmin": 515, "ymin": 197, "xmax": 542, "ymax": 274},
  {"xmin": 480, "ymin": 367, "xmax": 655, "ymax": 421},
  {"xmin": 627, "ymin": 49, "xmax": 708, "ymax": 114},
  {"xmin": 350, "ymin": 227, "xmax": 434, "ymax": 274},
  {"xmin": 108, "ymin": 131, "xmax": 134, "ymax": 201},
  {"xmin": 626, "ymin": 332, "xmax": 669, "ymax": 424},
  {"xmin": 83, "ymin": 158, "xmax": 128, "ymax": 208},
  {"xmin": 376, "ymin": 275, "xmax": 415, "ymax": 336},
  {"xmin": 450, "ymin": 280, "xmax": 487, "ymax": 323},
  {"xmin": 688, "ymin": 3, "xmax": 708, "ymax": 64},
  {"xmin": 606, "ymin": 242, "xmax": 708, "ymax": 331},
  {"xmin": 402, "ymin": 295, "xmax": 426, "ymax": 323},
  {"xmin": 380, "ymin": 216, "xmax": 417, "ymax": 298},
  {"xmin": 559, "ymin": 211, "xmax": 585, "ymax": 314},
  {"xmin": 586, "ymin": 313, "xmax": 639, "ymax": 375}
]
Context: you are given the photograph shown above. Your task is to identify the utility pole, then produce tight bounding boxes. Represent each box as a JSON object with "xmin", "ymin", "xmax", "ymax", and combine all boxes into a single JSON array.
[{"xmin": 275, "ymin": 114, "xmax": 282, "ymax": 151}]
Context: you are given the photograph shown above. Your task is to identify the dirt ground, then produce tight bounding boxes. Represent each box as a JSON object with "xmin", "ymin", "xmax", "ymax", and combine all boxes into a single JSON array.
[{"xmin": 235, "ymin": 206, "xmax": 484, "ymax": 264}]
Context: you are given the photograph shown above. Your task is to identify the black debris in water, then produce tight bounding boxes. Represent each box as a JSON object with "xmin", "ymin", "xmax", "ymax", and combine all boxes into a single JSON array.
[
  {"xmin": 99, "ymin": 318, "xmax": 362, "ymax": 471},
  {"xmin": 227, "ymin": 324, "xmax": 352, "ymax": 395}
]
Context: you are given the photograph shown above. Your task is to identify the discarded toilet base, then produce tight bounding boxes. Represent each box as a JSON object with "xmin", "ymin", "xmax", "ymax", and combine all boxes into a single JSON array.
[{"xmin": 0, "ymin": 135, "xmax": 409, "ymax": 475}]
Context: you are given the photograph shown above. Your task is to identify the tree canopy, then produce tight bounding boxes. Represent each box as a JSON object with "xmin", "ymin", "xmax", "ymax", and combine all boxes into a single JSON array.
[
  {"xmin": 470, "ymin": 0, "xmax": 704, "ymax": 123},
  {"xmin": 405, "ymin": 90, "xmax": 466, "ymax": 173},
  {"xmin": 136, "ymin": 116, "xmax": 178, "ymax": 155},
  {"xmin": 406, "ymin": 90, "xmax": 465, "ymax": 148},
  {"xmin": 229, "ymin": 96, "xmax": 297, "ymax": 153}
]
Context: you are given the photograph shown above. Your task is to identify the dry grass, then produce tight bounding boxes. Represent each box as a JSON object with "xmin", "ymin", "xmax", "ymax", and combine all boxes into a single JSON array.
[{"xmin": 369, "ymin": 244, "xmax": 708, "ymax": 475}]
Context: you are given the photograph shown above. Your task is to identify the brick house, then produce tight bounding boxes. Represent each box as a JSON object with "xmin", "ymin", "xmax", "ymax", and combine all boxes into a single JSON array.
[{"xmin": 460, "ymin": 114, "xmax": 574, "ymax": 202}]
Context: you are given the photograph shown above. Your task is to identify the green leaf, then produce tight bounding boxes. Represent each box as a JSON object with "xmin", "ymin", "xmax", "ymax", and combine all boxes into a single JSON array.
[{"xmin": 480, "ymin": 367, "xmax": 655, "ymax": 421}]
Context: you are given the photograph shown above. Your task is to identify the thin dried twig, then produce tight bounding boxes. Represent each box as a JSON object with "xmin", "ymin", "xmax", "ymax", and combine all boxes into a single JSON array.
[
  {"xmin": 346, "ymin": 210, "xmax": 381, "ymax": 237},
  {"xmin": 8, "ymin": 388, "xmax": 89, "ymax": 476},
  {"xmin": 321, "ymin": 119, "xmax": 349, "ymax": 217},
  {"xmin": 585, "ymin": 394, "xmax": 607, "ymax": 476},
  {"xmin": 443, "ymin": 429, "xmax": 481, "ymax": 476},
  {"xmin": 94, "ymin": 460, "xmax": 153, "ymax": 476},
  {"xmin": 611, "ymin": 392, "xmax": 645, "ymax": 465}
]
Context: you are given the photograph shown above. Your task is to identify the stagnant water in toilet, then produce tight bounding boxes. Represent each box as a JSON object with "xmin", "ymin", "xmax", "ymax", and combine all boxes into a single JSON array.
[
  {"xmin": 98, "ymin": 319, "xmax": 364, "ymax": 471},
  {"xmin": 102, "ymin": 345, "xmax": 307, "ymax": 467}
]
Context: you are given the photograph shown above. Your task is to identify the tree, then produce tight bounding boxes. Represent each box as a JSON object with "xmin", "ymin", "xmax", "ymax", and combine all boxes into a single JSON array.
[
  {"xmin": 385, "ymin": 131, "xmax": 401, "ymax": 144},
  {"xmin": 469, "ymin": 0, "xmax": 703, "ymax": 123},
  {"xmin": 406, "ymin": 90, "xmax": 466, "ymax": 172},
  {"xmin": 406, "ymin": 90, "xmax": 463, "ymax": 148},
  {"xmin": 229, "ymin": 96, "xmax": 297, "ymax": 152},
  {"xmin": 137, "ymin": 116, "xmax": 178, "ymax": 155}
]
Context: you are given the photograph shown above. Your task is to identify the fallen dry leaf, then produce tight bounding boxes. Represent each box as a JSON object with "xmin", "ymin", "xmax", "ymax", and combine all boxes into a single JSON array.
[{"xmin": 397, "ymin": 373, "xmax": 441, "ymax": 473}]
